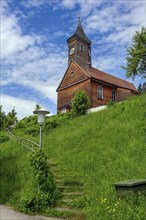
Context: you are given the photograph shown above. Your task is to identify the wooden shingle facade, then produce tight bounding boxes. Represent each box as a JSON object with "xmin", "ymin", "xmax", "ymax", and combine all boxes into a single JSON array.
[{"xmin": 57, "ymin": 18, "xmax": 138, "ymax": 113}]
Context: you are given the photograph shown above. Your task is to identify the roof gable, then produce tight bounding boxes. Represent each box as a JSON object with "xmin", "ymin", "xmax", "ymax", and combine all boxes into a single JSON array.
[
  {"xmin": 56, "ymin": 60, "xmax": 90, "ymax": 91},
  {"xmin": 57, "ymin": 61, "xmax": 138, "ymax": 93}
]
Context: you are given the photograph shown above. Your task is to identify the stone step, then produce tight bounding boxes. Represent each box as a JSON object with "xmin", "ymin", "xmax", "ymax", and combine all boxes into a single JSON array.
[
  {"xmin": 47, "ymin": 159, "xmax": 57, "ymax": 166},
  {"xmin": 63, "ymin": 181, "xmax": 83, "ymax": 187},
  {"xmin": 62, "ymin": 192, "xmax": 84, "ymax": 196},
  {"xmin": 57, "ymin": 185, "xmax": 83, "ymax": 192},
  {"xmin": 54, "ymin": 207, "xmax": 80, "ymax": 214},
  {"xmin": 60, "ymin": 198, "xmax": 74, "ymax": 204},
  {"xmin": 56, "ymin": 179, "xmax": 83, "ymax": 186}
]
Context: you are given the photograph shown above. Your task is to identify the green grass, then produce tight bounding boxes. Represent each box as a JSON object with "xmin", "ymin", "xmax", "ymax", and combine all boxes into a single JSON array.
[
  {"xmin": 1, "ymin": 94, "xmax": 146, "ymax": 219},
  {"xmin": 0, "ymin": 134, "xmax": 33, "ymax": 206},
  {"xmin": 42, "ymin": 94, "xmax": 146, "ymax": 219}
]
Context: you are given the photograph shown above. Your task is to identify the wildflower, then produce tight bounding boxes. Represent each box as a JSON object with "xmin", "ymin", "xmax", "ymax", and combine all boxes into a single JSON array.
[{"xmin": 100, "ymin": 197, "xmax": 107, "ymax": 204}]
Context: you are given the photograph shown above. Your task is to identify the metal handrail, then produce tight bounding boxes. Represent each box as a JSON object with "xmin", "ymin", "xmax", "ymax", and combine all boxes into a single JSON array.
[{"xmin": 6, "ymin": 128, "xmax": 40, "ymax": 151}]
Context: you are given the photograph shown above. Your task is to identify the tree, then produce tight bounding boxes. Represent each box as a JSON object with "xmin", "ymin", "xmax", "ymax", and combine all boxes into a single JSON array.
[
  {"xmin": 0, "ymin": 105, "xmax": 7, "ymax": 128},
  {"xmin": 71, "ymin": 90, "xmax": 90, "ymax": 116},
  {"xmin": 137, "ymin": 83, "xmax": 142, "ymax": 94},
  {"xmin": 122, "ymin": 27, "xmax": 146, "ymax": 79},
  {"xmin": 6, "ymin": 107, "xmax": 17, "ymax": 127},
  {"xmin": 137, "ymin": 82, "xmax": 146, "ymax": 94}
]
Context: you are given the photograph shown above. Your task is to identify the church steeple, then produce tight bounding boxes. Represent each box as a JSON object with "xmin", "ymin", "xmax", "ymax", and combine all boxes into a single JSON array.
[
  {"xmin": 67, "ymin": 17, "xmax": 92, "ymax": 69},
  {"xmin": 72, "ymin": 17, "xmax": 91, "ymax": 44}
]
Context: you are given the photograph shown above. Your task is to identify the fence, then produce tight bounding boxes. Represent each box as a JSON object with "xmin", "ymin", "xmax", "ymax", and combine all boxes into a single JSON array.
[{"xmin": 6, "ymin": 128, "xmax": 40, "ymax": 151}]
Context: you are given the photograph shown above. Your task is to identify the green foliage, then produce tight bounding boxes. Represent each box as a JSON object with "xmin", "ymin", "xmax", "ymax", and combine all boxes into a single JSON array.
[
  {"xmin": 19, "ymin": 150, "xmax": 58, "ymax": 213},
  {"xmin": 122, "ymin": 27, "xmax": 146, "ymax": 79},
  {"xmin": 0, "ymin": 106, "xmax": 18, "ymax": 128},
  {"xmin": 0, "ymin": 105, "xmax": 7, "ymax": 128},
  {"xmin": 30, "ymin": 151, "xmax": 55, "ymax": 192},
  {"xmin": 1, "ymin": 94, "xmax": 146, "ymax": 219},
  {"xmin": 15, "ymin": 115, "xmax": 39, "ymax": 136},
  {"xmin": 42, "ymin": 94, "xmax": 146, "ymax": 219},
  {"xmin": 20, "ymin": 190, "xmax": 50, "ymax": 213},
  {"xmin": 71, "ymin": 90, "xmax": 90, "ymax": 116},
  {"xmin": 0, "ymin": 134, "xmax": 10, "ymax": 143},
  {"xmin": 0, "ymin": 137, "xmax": 32, "ymax": 204},
  {"xmin": 107, "ymin": 100, "xmax": 115, "ymax": 108},
  {"xmin": 6, "ymin": 107, "xmax": 17, "ymax": 127},
  {"xmin": 138, "ymin": 82, "xmax": 146, "ymax": 94}
]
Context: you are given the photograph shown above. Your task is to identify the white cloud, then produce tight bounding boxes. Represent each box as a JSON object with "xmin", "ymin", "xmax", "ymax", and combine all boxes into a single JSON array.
[
  {"xmin": 1, "ymin": 95, "xmax": 38, "ymax": 119},
  {"xmin": 1, "ymin": 0, "xmax": 145, "ymax": 120},
  {"xmin": 60, "ymin": 0, "xmax": 77, "ymax": 9},
  {"xmin": 21, "ymin": 0, "xmax": 48, "ymax": 8},
  {"xmin": 1, "ymin": 1, "xmax": 67, "ymax": 110},
  {"xmin": 1, "ymin": 8, "xmax": 38, "ymax": 58}
]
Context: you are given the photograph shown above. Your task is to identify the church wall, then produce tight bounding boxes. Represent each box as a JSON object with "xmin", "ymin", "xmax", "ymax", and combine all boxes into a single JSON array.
[
  {"xmin": 117, "ymin": 88, "xmax": 135, "ymax": 101},
  {"xmin": 91, "ymin": 81, "xmax": 117, "ymax": 107},
  {"xmin": 59, "ymin": 62, "xmax": 88, "ymax": 90},
  {"xmin": 57, "ymin": 79, "xmax": 91, "ymax": 111}
]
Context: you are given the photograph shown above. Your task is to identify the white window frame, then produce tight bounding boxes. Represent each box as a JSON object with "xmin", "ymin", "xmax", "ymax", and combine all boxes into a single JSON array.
[
  {"xmin": 61, "ymin": 107, "xmax": 67, "ymax": 113},
  {"xmin": 97, "ymin": 85, "xmax": 103, "ymax": 99}
]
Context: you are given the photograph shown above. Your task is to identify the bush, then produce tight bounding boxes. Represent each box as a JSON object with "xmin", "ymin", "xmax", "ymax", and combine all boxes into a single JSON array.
[
  {"xmin": 71, "ymin": 90, "xmax": 90, "ymax": 116},
  {"xmin": 19, "ymin": 150, "xmax": 59, "ymax": 213},
  {"xmin": 20, "ymin": 190, "xmax": 54, "ymax": 213},
  {"xmin": 0, "ymin": 135, "xmax": 10, "ymax": 143},
  {"xmin": 107, "ymin": 100, "xmax": 115, "ymax": 108}
]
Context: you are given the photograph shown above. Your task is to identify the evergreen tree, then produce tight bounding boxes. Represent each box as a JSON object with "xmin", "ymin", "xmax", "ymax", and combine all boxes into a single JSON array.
[
  {"xmin": 137, "ymin": 83, "xmax": 142, "ymax": 94},
  {"xmin": 6, "ymin": 107, "xmax": 17, "ymax": 127},
  {"xmin": 0, "ymin": 106, "xmax": 7, "ymax": 128},
  {"xmin": 142, "ymin": 82, "xmax": 146, "ymax": 93},
  {"xmin": 122, "ymin": 27, "xmax": 146, "ymax": 79}
]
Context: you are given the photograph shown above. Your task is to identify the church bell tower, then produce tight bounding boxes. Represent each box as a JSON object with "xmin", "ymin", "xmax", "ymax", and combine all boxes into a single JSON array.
[{"xmin": 67, "ymin": 17, "xmax": 92, "ymax": 69}]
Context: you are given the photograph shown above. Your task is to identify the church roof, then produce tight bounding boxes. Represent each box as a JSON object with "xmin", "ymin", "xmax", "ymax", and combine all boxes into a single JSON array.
[
  {"xmin": 67, "ymin": 17, "xmax": 91, "ymax": 44},
  {"xmin": 84, "ymin": 66, "xmax": 137, "ymax": 92},
  {"xmin": 57, "ymin": 60, "xmax": 138, "ymax": 93}
]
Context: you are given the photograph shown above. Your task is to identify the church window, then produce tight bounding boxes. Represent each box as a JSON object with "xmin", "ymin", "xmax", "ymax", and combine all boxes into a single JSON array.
[
  {"xmin": 112, "ymin": 91, "xmax": 116, "ymax": 102},
  {"xmin": 80, "ymin": 44, "xmax": 84, "ymax": 52},
  {"xmin": 61, "ymin": 107, "xmax": 67, "ymax": 113},
  {"xmin": 97, "ymin": 85, "xmax": 103, "ymax": 99}
]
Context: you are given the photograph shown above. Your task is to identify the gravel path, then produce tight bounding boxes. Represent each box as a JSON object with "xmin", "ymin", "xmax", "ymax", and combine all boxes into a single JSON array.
[{"xmin": 0, "ymin": 205, "xmax": 65, "ymax": 220}]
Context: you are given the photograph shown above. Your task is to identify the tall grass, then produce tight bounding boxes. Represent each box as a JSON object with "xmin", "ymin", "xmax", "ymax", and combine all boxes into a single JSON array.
[
  {"xmin": 1, "ymin": 94, "xmax": 146, "ymax": 219},
  {"xmin": 42, "ymin": 94, "xmax": 146, "ymax": 219},
  {"xmin": 0, "ymin": 136, "xmax": 33, "ymax": 206}
]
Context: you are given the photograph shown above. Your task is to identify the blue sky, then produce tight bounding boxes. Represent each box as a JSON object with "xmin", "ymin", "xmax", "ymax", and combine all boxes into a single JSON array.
[{"xmin": 1, "ymin": 0, "xmax": 146, "ymax": 119}]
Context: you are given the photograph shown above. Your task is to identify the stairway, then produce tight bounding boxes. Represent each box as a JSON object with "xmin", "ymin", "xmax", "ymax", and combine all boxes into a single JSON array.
[{"xmin": 48, "ymin": 160, "xmax": 85, "ymax": 220}]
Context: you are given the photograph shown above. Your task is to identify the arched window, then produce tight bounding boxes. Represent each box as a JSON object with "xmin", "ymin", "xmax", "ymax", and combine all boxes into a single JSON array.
[
  {"xmin": 112, "ymin": 91, "xmax": 116, "ymax": 102},
  {"xmin": 80, "ymin": 44, "xmax": 84, "ymax": 52},
  {"xmin": 97, "ymin": 85, "xmax": 103, "ymax": 99}
]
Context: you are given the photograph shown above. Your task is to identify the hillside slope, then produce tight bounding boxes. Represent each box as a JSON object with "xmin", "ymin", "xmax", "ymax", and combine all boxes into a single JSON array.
[
  {"xmin": 42, "ymin": 94, "xmax": 146, "ymax": 219},
  {"xmin": 1, "ymin": 94, "xmax": 146, "ymax": 219}
]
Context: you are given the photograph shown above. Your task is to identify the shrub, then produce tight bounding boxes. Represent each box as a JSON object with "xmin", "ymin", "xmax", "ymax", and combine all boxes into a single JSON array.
[
  {"xmin": 71, "ymin": 90, "xmax": 90, "ymax": 116},
  {"xmin": 19, "ymin": 150, "xmax": 58, "ymax": 213},
  {"xmin": 0, "ymin": 135, "xmax": 10, "ymax": 143}
]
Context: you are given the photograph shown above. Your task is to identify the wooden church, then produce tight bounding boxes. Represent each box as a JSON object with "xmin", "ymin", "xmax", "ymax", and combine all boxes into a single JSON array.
[{"xmin": 56, "ymin": 18, "xmax": 138, "ymax": 113}]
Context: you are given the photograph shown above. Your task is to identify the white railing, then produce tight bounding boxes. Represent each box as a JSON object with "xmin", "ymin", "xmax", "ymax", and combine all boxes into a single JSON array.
[{"xmin": 6, "ymin": 128, "xmax": 40, "ymax": 151}]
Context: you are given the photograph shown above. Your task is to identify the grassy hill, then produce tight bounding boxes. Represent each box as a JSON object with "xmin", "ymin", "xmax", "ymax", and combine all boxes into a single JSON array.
[{"xmin": 1, "ymin": 94, "xmax": 146, "ymax": 219}]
